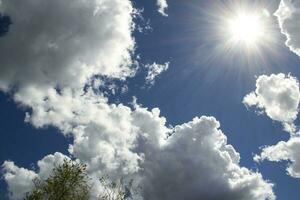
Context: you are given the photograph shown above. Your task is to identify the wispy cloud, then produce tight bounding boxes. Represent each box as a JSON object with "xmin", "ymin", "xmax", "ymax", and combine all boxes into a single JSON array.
[
  {"xmin": 145, "ymin": 62, "xmax": 169, "ymax": 85},
  {"xmin": 157, "ymin": 0, "xmax": 168, "ymax": 17}
]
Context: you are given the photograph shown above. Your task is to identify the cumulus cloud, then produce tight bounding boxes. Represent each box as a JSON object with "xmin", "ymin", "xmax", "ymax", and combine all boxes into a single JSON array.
[
  {"xmin": 2, "ymin": 87, "xmax": 170, "ymax": 198},
  {"xmin": 145, "ymin": 62, "xmax": 169, "ymax": 85},
  {"xmin": 275, "ymin": 0, "xmax": 300, "ymax": 56},
  {"xmin": 157, "ymin": 0, "xmax": 168, "ymax": 17},
  {"xmin": 255, "ymin": 137, "xmax": 300, "ymax": 178},
  {"xmin": 0, "ymin": 0, "xmax": 143, "ymax": 198},
  {"xmin": 140, "ymin": 116, "xmax": 275, "ymax": 200},
  {"xmin": 2, "ymin": 161, "xmax": 38, "ymax": 200},
  {"xmin": 15, "ymin": 87, "xmax": 147, "ymax": 175},
  {"xmin": 243, "ymin": 73, "xmax": 300, "ymax": 132},
  {"xmin": 3, "ymin": 112, "xmax": 275, "ymax": 200},
  {"xmin": 0, "ymin": 0, "xmax": 143, "ymax": 178},
  {"xmin": 14, "ymin": 86, "xmax": 167, "ymax": 177},
  {"xmin": 2, "ymin": 152, "xmax": 69, "ymax": 200},
  {"xmin": 245, "ymin": 74, "xmax": 300, "ymax": 179},
  {"xmin": 0, "ymin": 0, "xmax": 136, "ymax": 92},
  {"xmin": 0, "ymin": 0, "xmax": 275, "ymax": 199}
]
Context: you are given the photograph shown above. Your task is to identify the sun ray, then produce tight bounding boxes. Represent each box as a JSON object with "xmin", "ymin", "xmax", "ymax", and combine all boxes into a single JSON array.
[{"xmin": 228, "ymin": 12, "xmax": 264, "ymax": 45}]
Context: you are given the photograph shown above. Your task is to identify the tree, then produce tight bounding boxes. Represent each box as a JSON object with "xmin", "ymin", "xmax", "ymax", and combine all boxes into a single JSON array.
[
  {"xmin": 98, "ymin": 176, "xmax": 137, "ymax": 200},
  {"xmin": 25, "ymin": 159, "xmax": 90, "ymax": 200},
  {"xmin": 24, "ymin": 159, "xmax": 139, "ymax": 200}
]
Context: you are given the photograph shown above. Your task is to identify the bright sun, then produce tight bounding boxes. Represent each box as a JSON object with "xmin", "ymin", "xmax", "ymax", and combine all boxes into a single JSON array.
[{"xmin": 228, "ymin": 12, "xmax": 265, "ymax": 46}]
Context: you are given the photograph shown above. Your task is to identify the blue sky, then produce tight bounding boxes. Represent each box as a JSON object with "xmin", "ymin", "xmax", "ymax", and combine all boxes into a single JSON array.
[{"xmin": 1, "ymin": 0, "xmax": 300, "ymax": 199}]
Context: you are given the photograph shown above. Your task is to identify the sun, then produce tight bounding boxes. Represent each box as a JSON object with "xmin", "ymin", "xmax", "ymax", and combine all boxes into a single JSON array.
[
  {"xmin": 212, "ymin": 3, "xmax": 275, "ymax": 63},
  {"xmin": 227, "ymin": 12, "xmax": 265, "ymax": 46}
]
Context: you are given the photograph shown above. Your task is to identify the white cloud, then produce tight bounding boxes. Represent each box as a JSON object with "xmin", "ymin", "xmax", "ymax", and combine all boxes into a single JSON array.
[
  {"xmin": 145, "ymin": 62, "xmax": 169, "ymax": 85},
  {"xmin": 0, "ymin": 0, "xmax": 136, "ymax": 93},
  {"xmin": 245, "ymin": 74, "xmax": 300, "ymax": 179},
  {"xmin": 255, "ymin": 137, "xmax": 300, "ymax": 178},
  {"xmin": 275, "ymin": 0, "xmax": 300, "ymax": 56},
  {"xmin": 0, "ymin": 0, "xmax": 275, "ymax": 199},
  {"xmin": 2, "ymin": 161, "xmax": 38, "ymax": 200},
  {"xmin": 0, "ymin": 0, "xmax": 142, "ymax": 198},
  {"xmin": 2, "ymin": 152, "xmax": 69, "ymax": 200},
  {"xmin": 3, "ymin": 113, "xmax": 275, "ymax": 200},
  {"xmin": 0, "ymin": 0, "xmax": 143, "ymax": 176},
  {"xmin": 23, "ymin": 88, "xmax": 169, "ymax": 177},
  {"xmin": 36, "ymin": 152, "xmax": 71, "ymax": 179},
  {"xmin": 14, "ymin": 87, "xmax": 146, "ymax": 176},
  {"xmin": 140, "ymin": 116, "xmax": 275, "ymax": 200},
  {"xmin": 243, "ymin": 73, "xmax": 300, "ymax": 131},
  {"xmin": 157, "ymin": 0, "xmax": 168, "ymax": 17}
]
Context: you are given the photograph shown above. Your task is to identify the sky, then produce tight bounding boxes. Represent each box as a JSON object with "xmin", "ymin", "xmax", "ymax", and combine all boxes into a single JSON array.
[{"xmin": 1, "ymin": 0, "xmax": 300, "ymax": 199}]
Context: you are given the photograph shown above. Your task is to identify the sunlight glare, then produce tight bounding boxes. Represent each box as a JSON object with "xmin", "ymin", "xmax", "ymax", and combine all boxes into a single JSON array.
[{"xmin": 228, "ymin": 12, "xmax": 265, "ymax": 45}]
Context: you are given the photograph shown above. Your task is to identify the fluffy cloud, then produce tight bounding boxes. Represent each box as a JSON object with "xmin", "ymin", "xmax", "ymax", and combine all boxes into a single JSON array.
[
  {"xmin": 243, "ymin": 73, "xmax": 300, "ymax": 131},
  {"xmin": 255, "ymin": 137, "xmax": 300, "ymax": 178},
  {"xmin": 2, "ymin": 152, "xmax": 69, "ymax": 200},
  {"xmin": 275, "ymin": 0, "xmax": 300, "ymax": 56},
  {"xmin": 245, "ymin": 74, "xmax": 300, "ymax": 179},
  {"xmin": 3, "ymin": 112, "xmax": 275, "ymax": 200},
  {"xmin": 14, "ymin": 86, "xmax": 167, "ymax": 177},
  {"xmin": 0, "ymin": 0, "xmax": 142, "ymax": 198},
  {"xmin": 16, "ymin": 87, "xmax": 147, "ymax": 175},
  {"xmin": 0, "ymin": 0, "xmax": 275, "ymax": 199},
  {"xmin": 157, "ymin": 0, "xmax": 168, "ymax": 17},
  {"xmin": 18, "ymin": 86, "xmax": 275, "ymax": 200},
  {"xmin": 2, "ymin": 87, "xmax": 170, "ymax": 198},
  {"xmin": 0, "ymin": 0, "xmax": 136, "ymax": 92},
  {"xmin": 0, "ymin": 0, "xmax": 143, "ymax": 177},
  {"xmin": 140, "ymin": 116, "xmax": 275, "ymax": 200},
  {"xmin": 2, "ymin": 161, "xmax": 37, "ymax": 200},
  {"xmin": 145, "ymin": 62, "xmax": 169, "ymax": 85}
]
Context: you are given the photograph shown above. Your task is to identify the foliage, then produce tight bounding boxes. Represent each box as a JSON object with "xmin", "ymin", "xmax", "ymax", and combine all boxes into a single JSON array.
[
  {"xmin": 24, "ymin": 159, "xmax": 140, "ymax": 200},
  {"xmin": 98, "ymin": 175, "xmax": 138, "ymax": 200},
  {"xmin": 25, "ymin": 159, "xmax": 90, "ymax": 200}
]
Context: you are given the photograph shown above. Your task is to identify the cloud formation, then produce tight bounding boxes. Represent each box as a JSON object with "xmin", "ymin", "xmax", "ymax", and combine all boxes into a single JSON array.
[
  {"xmin": 245, "ymin": 74, "xmax": 300, "ymax": 179},
  {"xmin": 145, "ymin": 62, "xmax": 169, "ymax": 85},
  {"xmin": 2, "ymin": 152, "xmax": 69, "ymax": 200},
  {"xmin": 255, "ymin": 137, "xmax": 300, "ymax": 178},
  {"xmin": 157, "ymin": 0, "xmax": 168, "ymax": 17},
  {"xmin": 275, "ymin": 0, "xmax": 300, "ymax": 56},
  {"xmin": 0, "ymin": 0, "xmax": 275, "ymax": 199},
  {"xmin": 0, "ymin": 0, "xmax": 142, "ymax": 175},
  {"xmin": 243, "ymin": 73, "xmax": 300, "ymax": 132},
  {"xmin": 0, "ymin": 0, "xmax": 136, "ymax": 93},
  {"xmin": 3, "ymin": 110, "xmax": 275, "ymax": 199},
  {"xmin": 2, "ymin": 161, "xmax": 38, "ymax": 200},
  {"xmin": 0, "ymin": 0, "xmax": 141, "ymax": 198},
  {"xmin": 140, "ymin": 116, "xmax": 275, "ymax": 200}
]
